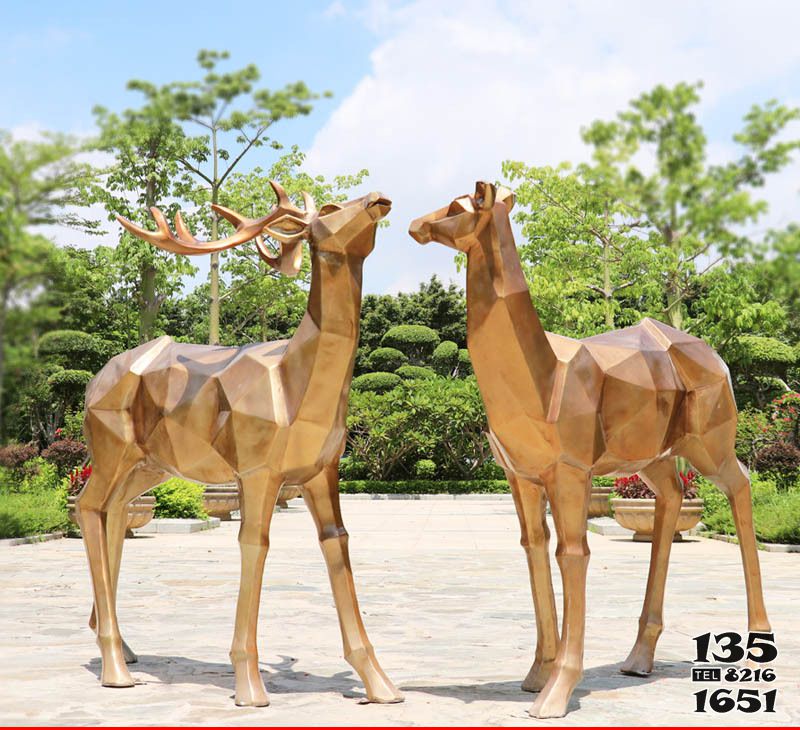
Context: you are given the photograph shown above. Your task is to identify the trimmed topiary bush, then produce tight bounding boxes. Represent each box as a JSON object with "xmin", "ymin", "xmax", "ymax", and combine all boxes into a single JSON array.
[
  {"xmin": 457, "ymin": 348, "xmax": 473, "ymax": 376},
  {"xmin": 367, "ymin": 347, "xmax": 408, "ymax": 373},
  {"xmin": 351, "ymin": 372, "xmax": 403, "ymax": 394},
  {"xmin": 339, "ymin": 479, "xmax": 509, "ymax": 494},
  {"xmin": 413, "ymin": 459, "xmax": 437, "ymax": 479},
  {"xmin": 734, "ymin": 335, "xmax": 797, "ymax": 371},
  {"xmin": 431, "ymin": 340, "xmax": 459, "ymax": 376},
  {"xmin": 396, "ymin": 365, "xmax": 437, "ymax": 380},
  {"xmin": 39, "ymin": 330, "xmax": 107, "ymax": 371},
  {"xmin": 152, "ymin": 478, "xmax": 207, "ymax": 519},
  {"xmin": 381, "ymin": 324, "xmax": 440, "ymax": 364},
  {"xmin": 41, "ymin": 439, "xmax": 88, "ymax": 476}
]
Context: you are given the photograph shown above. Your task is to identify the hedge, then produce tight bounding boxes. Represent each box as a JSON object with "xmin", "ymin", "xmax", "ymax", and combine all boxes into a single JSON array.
[
  {"xmin": 0, "ymin": 488, "xmax": 70, "ymax": 539},
  {"xmin": 339, "ymin": 479, "xmax": 509, "ymax": 494}
]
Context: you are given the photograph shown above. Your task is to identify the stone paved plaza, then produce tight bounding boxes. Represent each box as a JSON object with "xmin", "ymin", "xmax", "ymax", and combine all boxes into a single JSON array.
[{"xmin": 1, "ymin": 497, "xmax": 797, "ymax": 726}]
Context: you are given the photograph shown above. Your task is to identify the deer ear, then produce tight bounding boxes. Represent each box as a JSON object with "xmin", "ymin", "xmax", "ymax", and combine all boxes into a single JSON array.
[
  {"xmin": 262, "ymin": 213, "xmax": 309, "ymax": 244},
  {"xmin": 474, "ymin": 181, "xmax": 496, "ymax": 210},
  {"xmin": 496, "ymin": 186, "xmax": 516, "ymax": 213}
]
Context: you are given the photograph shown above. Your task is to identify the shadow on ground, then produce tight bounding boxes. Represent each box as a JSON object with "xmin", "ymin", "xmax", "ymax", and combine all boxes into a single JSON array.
[{"xmin": 84, "ymin": 653, "xmax": 367, "ymax": 700}]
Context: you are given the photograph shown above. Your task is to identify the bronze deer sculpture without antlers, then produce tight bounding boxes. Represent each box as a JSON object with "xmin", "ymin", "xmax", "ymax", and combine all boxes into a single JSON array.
[
  {"xmin": 409, "ymin": 181, "xmax": 769, "ymax": 718},
  {"xmin": 76, "ymin": 181, "xmax": 402, "ymax": 707}
]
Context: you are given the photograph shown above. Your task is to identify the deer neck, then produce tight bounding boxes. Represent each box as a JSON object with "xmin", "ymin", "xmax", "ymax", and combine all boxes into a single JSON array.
[
  {"xmin": 280, "ymin": 243, "xmax": 364, "ymax": 422},
  {"xmin": 465, "ymin": 207, "xmax": 557, "ymax": 418}
]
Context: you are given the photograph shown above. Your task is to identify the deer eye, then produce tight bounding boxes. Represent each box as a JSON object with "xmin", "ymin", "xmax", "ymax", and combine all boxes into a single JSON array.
[{"xmin": 318, "ymin": 203, "xmax": 343, "ymax": 215}]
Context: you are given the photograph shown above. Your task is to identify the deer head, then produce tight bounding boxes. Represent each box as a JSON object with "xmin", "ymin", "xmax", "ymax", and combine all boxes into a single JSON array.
[
  {"xmin": 408, "ymin": 181, "xmax": 515, "ymax": 252},
  {"xmin": 262, "ymin": 191, "xmax": 391, "ymax": 259},
  {"xmin": 115, "ymin": 180, "xmax": 317, "ymax": 276}
]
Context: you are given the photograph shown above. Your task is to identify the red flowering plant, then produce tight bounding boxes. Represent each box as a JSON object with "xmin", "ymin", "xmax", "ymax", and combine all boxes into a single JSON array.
[
  {"xmin": 67, "ymin": 464, "xmax": 92, "ymax": 497},
  {"xmin": 613, "ymin": 470, "xmax": 698, "ymax": 499},
  {"xmin": 770, "ymin": 391, "xmax": 800, "ymax": 447}
]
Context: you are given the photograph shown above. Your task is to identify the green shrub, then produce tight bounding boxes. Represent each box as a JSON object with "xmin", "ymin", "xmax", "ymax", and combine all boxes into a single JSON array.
[
  {"xmin": 19, "ymin": 458, "xmax": 61, "ymax": 493},
  {"xmin": 754, "ymin": 441, "xmax": 800, "ymax": 489},
  {"xmin": 62, "ymin": 409, "xmax": 86, "ymax": 442},
  {"xmin": 0, "ymin": 487, "xmax": 70, "ymax": 539},
  {"xmin": 736, "ymin": 408, "xmax": 775, "ymax": 467},
  {"xmin": 697, "ymin": 473, "xmax": 800, "ymax": 543},
  {"xmin": 733, "ymin": 335, "xmax": 797, "ymax": 370},
  {"xmin": 48, "ymin": 369, "xmax": 93, "ymax": 398},
  {"xmin": 152, "ymin": 478, "xmax": 207, "ymax": 519},
  {"xmin": 351, "ymin": 372, "xmax": 403, "ymax": 394},
  {"xmin": 592, "ymin": 475, "xmax": 616, "ymax": 488},
  {"xmin": 381, "ymin": 324, "xmax": 440, "ymax": 364},
  {"xmin": 339, "ymin": 456, "xmax": 368, "ymax": 480},
  {"xmin": 477, "ymin": 461, "xmax": 505, "ymax": 479},
  {"xmin": 396, "ymin": 365, "xmax": 437, "ymax": 380},
  {"xmin": 367, "ymin": 347, "xmax": 408, "ymax": 373},
  {"xmin": 39, "ymin": 330, "xmax": 106, "ymax": 371},
  {"xmin": 431, "ymin": 340, "xmax": 459, "ymax": 376},
  {"xmin": 413, "ymin": 459, "xmax": 437, "ymax": 479},
  {"xmin": 339, "ymin": 479, "xmax": 509, "ymax": 494},
  {"xmin": 457, "ymin": 348, "xmax": 473, "ymax": 376}
]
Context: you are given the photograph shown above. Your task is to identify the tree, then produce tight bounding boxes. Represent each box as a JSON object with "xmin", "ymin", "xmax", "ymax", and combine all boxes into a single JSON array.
[
  {"xmin": 581, "ymin": 82, "xmax": 800, "ymax": 330},
  {"xmin": 0, "ymin": 132, "xmax": 97, "ymax": 438},
  {"xmin": 502, "ymin": 161, "xmax": 656, "ymax": 335},
  {"xmin": 90, "ymin": 97, "xmax": 196, "ymax": 343},
  {"xmin": 128, "ymin": 49, "xmax": 324, "ymax": 344}
]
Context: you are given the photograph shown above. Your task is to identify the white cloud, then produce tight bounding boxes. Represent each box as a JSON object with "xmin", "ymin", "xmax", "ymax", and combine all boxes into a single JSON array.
[
  {"xmin": 306, "ymin": 0, "xmax": 800, "ymax": 294},
  {"xmin": 324, "ymin": 1, "xmax": 347, "ymax": 19}
]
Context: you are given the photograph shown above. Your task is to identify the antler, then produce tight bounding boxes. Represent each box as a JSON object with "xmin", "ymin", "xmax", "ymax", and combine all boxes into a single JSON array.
[{"xmin": 115, "ymin": 180, "xmax": 315, "ymax": 275}]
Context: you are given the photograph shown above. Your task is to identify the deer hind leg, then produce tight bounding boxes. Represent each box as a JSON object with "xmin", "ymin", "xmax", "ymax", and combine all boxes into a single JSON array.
[
  {"xmin": 230, "ymin": 467, "xmax": 281, "ymax": 707},
  {"xmin": 530, "ymin": 463, "xmax": 591, "ymax": 719},
  {"xmin": 89, "ymin": 467, "xmax": 167, "ymax": 664},
  {"xmin": 303, "ymin": 464, "xmax": 402, "ymax": 703},
  {"xmin": 621, "ymin": 458, "xmax": 683, "ymax": 676},
  {"xmin": 507, "ymin": 473, "xmax": 559, "ymax": 692},
  {"xmin": 704, "ymin": 456, "xmax": 770, "ymax": 632}
]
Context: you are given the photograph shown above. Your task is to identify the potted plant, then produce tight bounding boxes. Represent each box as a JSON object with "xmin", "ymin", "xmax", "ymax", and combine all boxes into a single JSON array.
[
  {"xmin": 66, "ymin": 465, "xmax": 156, "ymax": 537},
  {"xmin": 588, "ymin": 476, "xmax": 614, "ymax": 518},
  {"xmin": 202, "ymin": 484, "xmax": 240, "ymax": 520},
  {"xmin": 610, "ymin": 470, "xmax": 704, "ymax": 542}
]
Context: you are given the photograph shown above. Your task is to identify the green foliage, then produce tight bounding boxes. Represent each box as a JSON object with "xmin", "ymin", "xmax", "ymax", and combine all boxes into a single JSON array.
[
  {"xmin": 396, "ymin": 365, "xmax": 436, "ymax": 380},
  {"xmin": 339, "ymin": 480, "xmax": 509, "ymax": 494},
  {"xmin": 732, "ymin": 335, "xmax": 796, "ymax": 370},
  {"xmin": 367, "ymin": 347, "xmax": 408, "ymax": 373},
  {"xmin": 592, "ymin": 476, "xmax": 616, "ymax": 488},
  {"xmin": 476, "ymin": 461, "xmax": 505, "ymax": 479},
  {"xmin": 338, "ymin": 456, "xmax": 367, "ymax": 481},
  {"xmin": 431, "ymin": 340, "xmax": 459, "ymax": 376},
  {"xmin": 0, "ymin": 487, "xmax": 70, "ymax": 539},
  {"xmin": 457, "ymin": 349, "xmax": 473, "ymax": 376},
  {"xmin": 152, "ymin": 478, "xmax": 207, "ymax": 519},
  {"xmin": 351, "ymin": 372, "xmax": 403, "ymax": 394},
  {"xmin": 39, "ymin": 330, "xmax": 106, "ymax": 371},
  {"xmin": 413, "ymin": 459, "xmax": 437, "ymax": 479},
  {"xmin": 62, "ymin": 410, "xmax": 85, "ymax": 442},
  {"xmin": 19, "ymin": 458, "xmax": 61, "ymax": 493},
  {"xmin": 381, "ymin": 324, "xmax": 440, "ymax": 364},
  {"xmin": 698, "ymin": 473, "xmax": 800, "ymax": 544},
  {"xmin": 736, "ymin": 408, "xmax": 775, "ymax": 468},
  {"xmin": 47, "ymin": 369, "xmax": 93, "ymax": 397}
]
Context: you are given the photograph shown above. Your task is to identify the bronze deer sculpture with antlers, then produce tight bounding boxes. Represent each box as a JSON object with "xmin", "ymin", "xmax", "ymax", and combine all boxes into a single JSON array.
[
  {"xmin": 76, "ymin": 181, "xmax": 402, "ymax": 707},
  {"xmin": 409, "ymin": 181, "xmax": 770, "ymax": 718}
]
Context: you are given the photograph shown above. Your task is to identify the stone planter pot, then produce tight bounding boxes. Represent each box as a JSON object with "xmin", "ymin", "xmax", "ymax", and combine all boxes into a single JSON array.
[
  {"xmin": 202, "ymin": 485, "xmax": 240, "ymax": 521},
  {"xmin": 588, "ymin": 485, "xmax": 614, "ymax": 518},
  {"xmin": 611, "ymin": 497, "xmax": 704, "ymax": 542},
  {"xmin": 277, "ymin": 485, "xmax": 302, "ymax": 509},
  {"xmin": 68, "ymin": 495, "xmax": 156, "ymax": 538}
]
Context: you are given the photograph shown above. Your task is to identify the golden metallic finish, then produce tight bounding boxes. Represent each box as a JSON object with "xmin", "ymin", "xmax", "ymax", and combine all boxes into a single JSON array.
[
  {"xmin": 77, "ymin": 185, "xmax": 401, "ymax": 707},
  {"xmin": 410, "ymin": 181, "xmax": 770, "ymax": 718}
]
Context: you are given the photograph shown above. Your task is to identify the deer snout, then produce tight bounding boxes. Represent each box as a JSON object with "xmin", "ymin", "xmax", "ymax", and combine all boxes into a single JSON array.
[
  {"xmin": 408, "ymin": 216, "xmax": 432, "ymax": 243},
  {"xmin": 365, "ymin": 192, "xmax": 392, "ymax": 220}
]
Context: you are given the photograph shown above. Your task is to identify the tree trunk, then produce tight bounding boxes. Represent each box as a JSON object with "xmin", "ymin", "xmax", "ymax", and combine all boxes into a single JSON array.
[
  {"xmin": 0, "ymin": 289, "xmax": 8, "ymax": 440},
  {"xmin": 208, "ymin": 129, "xmax": 221, "ymax": 346},
  {"xmin": 139, "ymin": 264, "xmax": 158, "ymax": 344},
  {"xmin": 602, "ymin": 240, "xmax": 614, "ymax": 329}
]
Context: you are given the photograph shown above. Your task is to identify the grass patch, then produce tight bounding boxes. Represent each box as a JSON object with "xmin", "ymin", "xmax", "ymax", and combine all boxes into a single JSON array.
[{"xmin": 0, "ymin": 488, "xmax": 70, "ymax": 539}]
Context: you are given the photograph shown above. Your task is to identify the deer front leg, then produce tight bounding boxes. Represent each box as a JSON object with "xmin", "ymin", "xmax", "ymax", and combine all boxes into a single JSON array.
[
  {"xmin": 303, "ymin": 465, "xmax": 403, "ymax": 703},
  {"xmin": 621, "ymin": 459, "xmax": 682, "ymax": 676},
  {"xmin": 508, "ymin": 473, "xmax": 559, "ymax": 692},
  {"xmin": 230, "ymin": 468, "xmax": 281, "ymax": 707},
  {"xmin": 530, "ymin": 464, "xmax": 591, "ymax": 719}
]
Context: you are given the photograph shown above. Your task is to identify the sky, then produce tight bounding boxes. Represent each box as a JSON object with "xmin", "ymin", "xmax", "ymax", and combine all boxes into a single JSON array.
[{"xmin": 4, "ymin": 0, "xmax": 800, "ymax": 295}]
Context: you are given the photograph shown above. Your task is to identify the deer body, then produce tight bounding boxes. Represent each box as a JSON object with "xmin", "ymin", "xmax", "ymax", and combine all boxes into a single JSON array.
[
  {"xmin": 410, "ymin": 182, "xmax": 769, "ymax": 718},
  {"xmin": 77, "ymin": 185, "xmax": 401, "ymax": 707}
]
